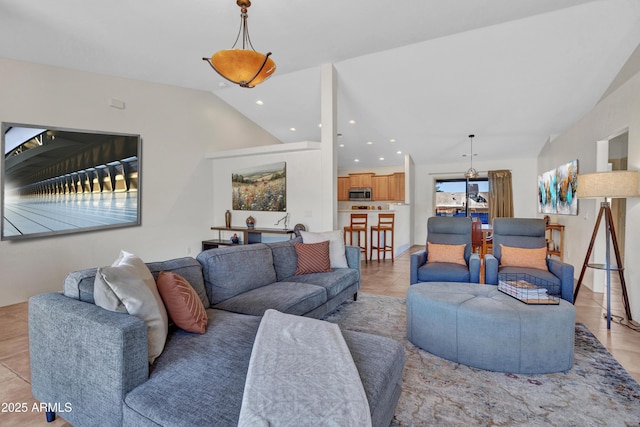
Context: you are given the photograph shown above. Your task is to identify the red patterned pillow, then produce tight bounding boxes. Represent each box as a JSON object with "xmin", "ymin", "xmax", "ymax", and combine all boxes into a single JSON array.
[
  {"xmin": 156, "ymin": 271, "xmax": 208, "ymax": 334},
  {"xmin": 294, "ymin": 241, "xmax": 333, "ymax": 275}
]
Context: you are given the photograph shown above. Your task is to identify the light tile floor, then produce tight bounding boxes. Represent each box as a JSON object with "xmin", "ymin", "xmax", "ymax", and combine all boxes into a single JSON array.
[{"xmin": 1, "ymin": 245, "xmax": 638, "ymax": 425}]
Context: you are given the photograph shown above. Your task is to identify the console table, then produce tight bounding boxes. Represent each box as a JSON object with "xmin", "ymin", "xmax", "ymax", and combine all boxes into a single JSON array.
[{"xmin": 202, "ymin": 226, "xmax": 295, "ymax": 250}]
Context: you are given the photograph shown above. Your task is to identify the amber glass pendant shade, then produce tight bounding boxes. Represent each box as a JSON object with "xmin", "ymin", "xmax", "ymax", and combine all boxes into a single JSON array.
[
  {"xmin": 209, "ymin": 49, "xmax": 276, "ymax": 88},
  {"xmin": 203, "ymin": 0, "xmax": 276, "ymax": 88}
]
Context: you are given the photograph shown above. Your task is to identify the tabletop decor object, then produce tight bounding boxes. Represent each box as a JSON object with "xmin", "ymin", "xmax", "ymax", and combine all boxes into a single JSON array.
[{"xmin": 225, "ymin": 210, "xmax": 231, "ymax": 228}]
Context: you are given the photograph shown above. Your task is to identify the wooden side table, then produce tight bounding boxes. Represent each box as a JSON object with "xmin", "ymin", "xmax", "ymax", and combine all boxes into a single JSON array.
[{"xmin": 545, "ymin": 224, "xmax": 565, "ymax": 261}]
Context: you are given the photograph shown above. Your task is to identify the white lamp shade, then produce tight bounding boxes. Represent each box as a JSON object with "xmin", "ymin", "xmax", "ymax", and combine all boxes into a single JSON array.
[{"xmin": 576, "ymin": 170, "xmax": 639, "ymax": 199}]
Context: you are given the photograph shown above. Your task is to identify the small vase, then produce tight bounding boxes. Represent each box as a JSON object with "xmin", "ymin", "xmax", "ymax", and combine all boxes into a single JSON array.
[
  {"xmin": 246, "ymin": 215, "xmax": 255, "ymax": 228},
  {"xmin": 225, "ymin": 210, "xmax": 231, "ymax": 228}
]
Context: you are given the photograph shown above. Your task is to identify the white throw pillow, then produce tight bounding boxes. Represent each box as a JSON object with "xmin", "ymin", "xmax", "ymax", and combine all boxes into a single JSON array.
[
  {"xmin": 94, "ymin": 250, "xmax": 169, "ymax": 364},
  {"xmin": 300, "ymin": 230, "xmax": 349, "ymax": 269}
]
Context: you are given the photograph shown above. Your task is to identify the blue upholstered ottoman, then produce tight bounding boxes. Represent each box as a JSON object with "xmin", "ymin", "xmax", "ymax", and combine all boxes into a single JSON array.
[{"xmin": 406, "ymin": 282, "xmax": 576, "ymax": 374}]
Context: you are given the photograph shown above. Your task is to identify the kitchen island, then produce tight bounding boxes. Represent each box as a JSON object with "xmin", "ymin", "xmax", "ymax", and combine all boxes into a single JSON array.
[{"xmin": 338, "ymin": 204, "xmax": 410, "ymax": 261}]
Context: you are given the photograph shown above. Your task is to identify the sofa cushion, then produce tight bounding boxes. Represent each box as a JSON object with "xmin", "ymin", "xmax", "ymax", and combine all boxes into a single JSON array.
[
  {"xmin": 124, "ymin": 309, "xmax": 261, "ymax": 426},
  {"xmin": 147, "ymin": 258, "xmax": 209, "ymax": 309},
  {"xmin": 341, "ymin": 330, "xmax": 405, "ymax": 427},
  {"xmin": 63, "ymin": 257, "xmax": 208, "ymax": 308},
  {"xmin": 197, "ymin": 244, "xmax": 277, "ymax": 305},
  {"xmin": 267, "ymin": 237, "xmax": 302, "ymax": 281},
  {"xmin": 294, "ymin": 241, "xmax": 333, "ymax": 274},
  {"xmin": 123, "ymin": 310, "xmax": 405, "ymax": 427},
  {"xmin": 288, "ymin": 269, "xmax": 360, "ymax": 299},
  {"xmin": 156, "ymin": 272, "xmax": 208, "ymax": 334},
  {"xmin": 212, "ymin": 282, "xmax": 327, "ymax": 316}
]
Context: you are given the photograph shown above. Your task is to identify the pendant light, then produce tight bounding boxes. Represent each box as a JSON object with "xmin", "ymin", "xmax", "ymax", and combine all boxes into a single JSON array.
[
  {"xmin": 464, "ymin": 134, "xmax": 479, "ymax": 179},
  {"xmin": 202, "ymin": 0, "xmax": 276, "ymax": 88}
]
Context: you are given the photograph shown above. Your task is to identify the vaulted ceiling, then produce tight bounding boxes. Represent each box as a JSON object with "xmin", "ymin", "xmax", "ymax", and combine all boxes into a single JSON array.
[{"xmin": 2, "ymin": 0, "xmax": 640, "ymax": 168}]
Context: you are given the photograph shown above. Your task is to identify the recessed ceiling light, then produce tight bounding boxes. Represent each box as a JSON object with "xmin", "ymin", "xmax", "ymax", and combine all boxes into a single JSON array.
[
  {"xmin": 379, "ymin": 157, "xmax": 385, "ymax": 161},
  {"xmin": 349, "ymin": 119, "xmax": 356, "ymax": 125},
  {"xmin": 389, "ymin": 138, "xmax": 396, "ymax": 143},
  {"xmin": 339, "ymin": 143, "xmax": 345, "ymax": 148},
  {"xmin": 396, "ymin": 150, "xmax": 402, "ymax": 154},
  {"xmin": 318, "ymin": 123, "xmax": 322, "ymax": 128},
  {"xmin": 289, "ymin": 127, "xmax": 296, "ymax": 132},
  {"xmin": 256, "ymin": 100, "xmax": 264, "ymax": 105},
  {"xmin": 366, "ymin": 141, "xmax": 373, "ymax": 145},
  {"xmin": 354, "ymin": 158, "xmax": 360, "ymax": 162}
]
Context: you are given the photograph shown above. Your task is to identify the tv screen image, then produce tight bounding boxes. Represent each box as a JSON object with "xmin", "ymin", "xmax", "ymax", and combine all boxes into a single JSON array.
[{"xmin": 1, "ymin": 123, "xmax": 141, "ymax": 240}]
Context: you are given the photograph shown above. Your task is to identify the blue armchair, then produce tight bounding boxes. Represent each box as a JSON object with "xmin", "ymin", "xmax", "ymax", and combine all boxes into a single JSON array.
[
  {"xmin": 410, "ymin": 216, "xmax": 481, "ymax": 284},
  {"xmin": 484, "ymin": 218, "xmax": 574, "ymax": 303}
]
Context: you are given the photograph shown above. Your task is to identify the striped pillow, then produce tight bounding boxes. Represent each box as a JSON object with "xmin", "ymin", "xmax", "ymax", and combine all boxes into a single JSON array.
[
  {"xmin": 294, "ymin": 241, "xmax": 333, "ymax": 275},
  {"xmin": 156, "ymin": 271, "xmax": 208, "ymax": 334}
]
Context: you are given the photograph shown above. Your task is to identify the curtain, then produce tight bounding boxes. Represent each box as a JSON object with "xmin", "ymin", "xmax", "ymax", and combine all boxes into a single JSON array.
[{"xmin": 488, "ymin": 169, "xmax": 513, "ymax": 223}]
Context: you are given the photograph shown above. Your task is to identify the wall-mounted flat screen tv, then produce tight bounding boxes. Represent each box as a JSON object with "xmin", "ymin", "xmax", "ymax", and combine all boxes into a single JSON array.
[{"xmin": 1, "ymin": 123, "xmax": 141, "ymax": 241}]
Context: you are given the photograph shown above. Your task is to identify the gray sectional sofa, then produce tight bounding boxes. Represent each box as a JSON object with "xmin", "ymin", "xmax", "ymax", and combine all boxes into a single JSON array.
[{"xmin": 29, "ymin": 238, "xmax": 405, "ymax": 426}]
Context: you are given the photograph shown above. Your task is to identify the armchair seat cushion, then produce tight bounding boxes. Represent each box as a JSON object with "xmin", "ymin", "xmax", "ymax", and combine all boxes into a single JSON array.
[{"xmin": 418, "ymin": 262, "xmax": 471, "ymax": 283}]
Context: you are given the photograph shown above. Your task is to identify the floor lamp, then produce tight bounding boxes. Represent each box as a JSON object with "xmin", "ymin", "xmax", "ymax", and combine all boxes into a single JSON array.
[{"xmin": 573, "ymin": 170, "xmax": 638, "ymax": 329}]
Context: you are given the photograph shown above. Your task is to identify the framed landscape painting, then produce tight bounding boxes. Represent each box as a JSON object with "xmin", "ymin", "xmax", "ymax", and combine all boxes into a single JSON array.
[{"xmin": 232, "ymin": 162, "xmax": 286, "ymax": 212}]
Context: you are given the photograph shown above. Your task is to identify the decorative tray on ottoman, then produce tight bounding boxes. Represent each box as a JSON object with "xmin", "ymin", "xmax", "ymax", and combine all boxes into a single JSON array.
[{"xmin": 497, "ymin": 273, "xmax": 559, "ymax": 305}]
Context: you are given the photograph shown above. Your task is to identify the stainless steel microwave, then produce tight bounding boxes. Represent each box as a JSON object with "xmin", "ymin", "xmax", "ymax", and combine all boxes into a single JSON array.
[{"xmin": 349, "ymin": 187, "xmax": 372, "ymax": 201}]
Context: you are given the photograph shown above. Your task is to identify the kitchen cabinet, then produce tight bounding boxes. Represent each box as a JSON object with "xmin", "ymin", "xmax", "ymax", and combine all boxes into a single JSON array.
[
  {"xmin": 349, "ymin": 173, "xmax": 374, "ymax": 188},
  {"xmin": 388, "ymin": 172, "xmax": 405, "ymax": 201},
  {"xmin": 338, "ymin": 177, "xmax": 350, "ymax": 201},
  {"xmin": 372, "ymin": 175, "xmax": 389, "ymax": 201}
]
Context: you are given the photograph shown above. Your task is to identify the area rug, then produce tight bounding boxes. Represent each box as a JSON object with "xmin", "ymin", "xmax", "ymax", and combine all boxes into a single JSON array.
[{"xmin": 323, "ymin": 293, "xmax": 640, "ymax": 426}]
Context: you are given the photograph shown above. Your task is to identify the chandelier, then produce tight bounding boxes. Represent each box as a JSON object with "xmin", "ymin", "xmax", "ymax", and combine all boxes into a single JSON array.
[
  {"xmin": 202, "ymin": 0, "xmax": 276, "ymax": 88},
  {"xmin": 464, "ymin": 134, "xmax": 479, "ymax": 179}
]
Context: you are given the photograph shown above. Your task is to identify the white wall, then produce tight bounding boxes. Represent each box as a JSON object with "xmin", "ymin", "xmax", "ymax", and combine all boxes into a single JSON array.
[
  {"xmin": 537, "ymin": 69, "xmax": 640, "ymax": 319},
  {"xmin": 412, "ymin": 157, "xmax": 539, "ymax": 245},
  {"xmin": 210, "ymin": 148, "xmax": 326, "ymax": 236},
  {"xmin": 0, "ymin": 58, "xmax": 280, "ymax": 307}
]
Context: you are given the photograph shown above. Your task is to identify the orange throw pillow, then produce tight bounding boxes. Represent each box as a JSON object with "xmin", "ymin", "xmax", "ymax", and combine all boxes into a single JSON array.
[
  {"xmin": 157, "ymin": 271, "xmax": 208, "ymax": 334},
  {"xmin": 427, "ymin": 242, "xmax": 467, "ymax": 266},
  {"xmin": 500, "ymin": 244, "xmax": 548, "ymax": 271},
  {"xmin": 294, "ymin": 241, "xmax": 333, "ymax": 275}
]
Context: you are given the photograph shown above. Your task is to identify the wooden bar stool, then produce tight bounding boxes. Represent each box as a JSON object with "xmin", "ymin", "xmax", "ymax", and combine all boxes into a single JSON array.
[
  {"xmin": 370, "ymin": 213, "xmax": 395, "ymax": 263},
  {"xmin": 343, "ymin": 213, "xmax": 368, "ymax": 263}
]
